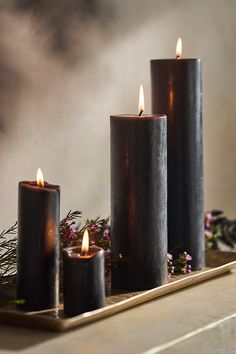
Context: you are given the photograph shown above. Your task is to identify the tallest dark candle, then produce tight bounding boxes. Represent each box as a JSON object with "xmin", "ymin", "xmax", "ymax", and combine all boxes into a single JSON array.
[{"xmin": 150, "ymin": 46, "xmax": 204, "ymax": 270}]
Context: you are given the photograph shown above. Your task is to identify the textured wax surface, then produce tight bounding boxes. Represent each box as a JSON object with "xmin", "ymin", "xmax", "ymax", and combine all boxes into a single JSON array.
[
  {"xmin": 110, "ymin": 115, "xmax": 167, "ymax": 290},
  {"xmin": 63, "ymin": 248, "xmax": 105, "ymax": 317},
  {"xmin": 151, "ymin": 59, "xmax": 204, "ymax": 270},
  {"xmin": 17, "ymin": 182, "xmax": 60, "ymax": 311}
]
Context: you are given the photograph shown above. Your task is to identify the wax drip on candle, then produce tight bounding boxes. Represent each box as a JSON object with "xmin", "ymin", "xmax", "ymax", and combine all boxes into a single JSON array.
[
  {"xmin": 138, "ymin": 84, "xmax": 145, "ymax": 116},
  {"xmin": 36, "ymin": 168, "xmax": 44, "ymax": 187},
  {"xmin": 176, "ymin": 37, "xmax": 182, "ymax": 59},
  {"xmin": 81, "ymin": 229, "xmax": 89, "ymax": 255}
]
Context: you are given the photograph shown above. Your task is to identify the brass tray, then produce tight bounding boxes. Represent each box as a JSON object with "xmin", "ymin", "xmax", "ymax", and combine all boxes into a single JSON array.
[{"xmin": 0, "ymin": 250, "xmax": 235, "ymax": 332}]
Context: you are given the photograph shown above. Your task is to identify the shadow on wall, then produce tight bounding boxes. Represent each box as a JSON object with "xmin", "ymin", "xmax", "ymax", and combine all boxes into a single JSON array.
[
  {"xmin": 0, "ymin": 0, "xmax": 116, "ymax": 130},
  {"xmin": 0, "ymin": 0, "xmax": 177, "ymax": 228},
  {"xmin": 3, "ymin": 0, "xmax": 114, "ymax": 61},
  {"xmin": 0, "ymin": 0, "xmax": 172, "ymax": 133},
  {"xmin": 0, "ymin": 52, "xmax": 24, "ymax": 135}
]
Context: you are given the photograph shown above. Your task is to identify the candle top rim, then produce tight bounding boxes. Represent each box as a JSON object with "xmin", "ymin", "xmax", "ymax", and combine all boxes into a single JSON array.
[
  {"xmin": 19, "ymin": 181, "xmax": 60, "ymax": 191},
  {"xmin": 63, "ymin": 245, "xmax": 103, "ymax": 259},
  {"xmin": 111, "ymin": 114, "xmax": 166, "ymax": 120},
  {"xmin": 150, "ymin": 58, "xmax": 201, "ymax": 62}
]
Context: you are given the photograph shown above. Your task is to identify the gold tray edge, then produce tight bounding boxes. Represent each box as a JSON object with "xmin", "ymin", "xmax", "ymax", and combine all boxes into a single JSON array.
[
  {"xmin": 61, "ymin": 260, "xmax": 236, "ymax": 330},
  {"xmin": 1, "ymin": 260, "xmax": 236, "ymax": 331}
]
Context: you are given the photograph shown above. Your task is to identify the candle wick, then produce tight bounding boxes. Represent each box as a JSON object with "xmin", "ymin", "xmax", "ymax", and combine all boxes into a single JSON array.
[
  {"xmin": 81, "ymin": 250, "xmax": 89, "ymax": 256},
  {"xmin": 139, "ymin": 110, "xmax": 143, "ymax": 117},
  {"xmin": 176, "ymin": 55, "xmax": 181, "ymax": 59}
]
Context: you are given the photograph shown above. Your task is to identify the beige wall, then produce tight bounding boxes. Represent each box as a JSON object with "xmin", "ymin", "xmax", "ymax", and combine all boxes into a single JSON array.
[{"xmin": 0, "ymin": 0, "xmax": 236, "ymax": 228}]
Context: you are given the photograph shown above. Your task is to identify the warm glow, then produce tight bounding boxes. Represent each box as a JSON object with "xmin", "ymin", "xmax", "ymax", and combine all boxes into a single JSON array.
[
  {"xmin": 82, "ymin": 229, "xmax": 89, "ymax": 253},
  {"xmin": 138, "ymin": 84, "xmax": 145, "ymax": 115},
  {"xmin": 36, "ymin": 168, "xmax": 44, "ymax": 187},
  {"xmin": 176, "ymin": 37, "xmax": 182, "ymax": 59}
]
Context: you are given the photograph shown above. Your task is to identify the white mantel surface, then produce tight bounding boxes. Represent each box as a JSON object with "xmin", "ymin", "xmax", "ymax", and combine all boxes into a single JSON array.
[{"xmin": 0, "ymin": 270, "xmax": 236, "ymax": 354}]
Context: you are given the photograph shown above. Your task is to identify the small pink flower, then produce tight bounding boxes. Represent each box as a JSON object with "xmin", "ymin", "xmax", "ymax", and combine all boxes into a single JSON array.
[
  {"xmin": 205, "ymin": 212, "xmax": 212, "ymax": 230},
  {"xmin": 103, "ymin": 229, "xmax": 110, "ymax": 240},
  {"xmin": 186, "ymin": 264, "xmax": 192, "ymax": 273},
  {"xmin": 167, "ymin": 253, "xmax": 173, "ymax": 260},
  {"xmin": 186, "ymin": 254, "xmax": 192, "ymax": 261}
]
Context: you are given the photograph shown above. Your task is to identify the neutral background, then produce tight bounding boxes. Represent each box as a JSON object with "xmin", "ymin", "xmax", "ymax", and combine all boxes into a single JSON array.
[{"xmin": 0, "ymin": 0, "xmax": 235, "ymax": 228}]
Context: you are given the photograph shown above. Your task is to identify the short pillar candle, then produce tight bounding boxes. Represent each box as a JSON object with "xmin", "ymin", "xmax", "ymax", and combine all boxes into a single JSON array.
[{"xmin": 63, "ymin": 230, "xmax": 105, "ymax": 317}]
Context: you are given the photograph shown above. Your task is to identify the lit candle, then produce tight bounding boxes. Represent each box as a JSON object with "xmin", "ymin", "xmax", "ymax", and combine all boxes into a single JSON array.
[
  {"xmin": 17, "ymin": 168, "xmax": 60, "ymax": 310},
  {"xmin": 63, "ymin": 229, "xmax": 105, "ymax": 317},
  {"xmin": 110, "ymin": 85, "xmax": 167, "ymax": 290},
  {"xmin": 176, "ymin": 37, "xmax": 182, "ymax": 59},
  {"xmin": 150, "ymin": 38, "xmax": 204, "ymax": 270}
]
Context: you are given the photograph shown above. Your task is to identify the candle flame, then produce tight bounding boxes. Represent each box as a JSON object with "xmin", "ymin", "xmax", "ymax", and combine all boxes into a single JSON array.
[
  {"xmin": 176, "ymin": 37, "xmax": 182, "ymax": 59},
  {"xmin": 82, "ymin": 229, "xmax": 89, "ymax": 253},
  {"xmin": 138, "ymin": 84, "xmax": 145, "ymax": 116},
  {"xmin": 36, "ymin": 168, "xmax": 44, "ymax": 187}
]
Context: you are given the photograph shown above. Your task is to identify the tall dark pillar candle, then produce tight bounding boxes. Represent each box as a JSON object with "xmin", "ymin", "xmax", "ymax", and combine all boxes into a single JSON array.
[
  {"xmin": 63, "ymin": 245, "xmax": 105, "ymax": 317},
  {"xmin": 151, "ymin": 58, "xmax": 204, "ymax": 270},
  {"xmin": 110, "ymin": 114, "xmax": 167, "ymax": 290},
  {"xmin": 17, "ymin": 177, "xmax": 60, "ymax": 311}
]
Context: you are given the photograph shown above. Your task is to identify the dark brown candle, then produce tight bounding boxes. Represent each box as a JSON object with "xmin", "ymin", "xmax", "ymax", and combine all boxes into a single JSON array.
[
  {"xmin": 150, "ymin": 39, "xmax": 204, "ymax": 270},
  {"xmin": 17, "ymin": 169, "xmax": 60, "ymax": 311},
  {"xmin": 110, "ymin": 86, "xmax": 167, "ymax": 290},
  {"xmin": 63, "ymin": 230, "xmax": 105, "ymax": 317}
]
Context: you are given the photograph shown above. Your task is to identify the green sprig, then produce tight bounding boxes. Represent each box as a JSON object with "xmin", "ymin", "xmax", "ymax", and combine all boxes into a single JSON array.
[{"xmin": 0, "ymin": 222, "xmax": 17, "ymax": 288}]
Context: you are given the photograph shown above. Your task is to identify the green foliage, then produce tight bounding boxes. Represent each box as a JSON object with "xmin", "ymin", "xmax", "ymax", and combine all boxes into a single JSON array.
[
  {"xmin": 0, "ymin": 211, "xmax": 110, "ymax": 289},
  {"xmin": 205, "ymin": 210, "xmax": 236, "ymax": 250},
  {"xmin": 0, "ymin": 222, "xmax": 17, "ymax": 288},
  {"xmin": 0, "ymin": 209, "xmax": 196, "ymax": 290}
]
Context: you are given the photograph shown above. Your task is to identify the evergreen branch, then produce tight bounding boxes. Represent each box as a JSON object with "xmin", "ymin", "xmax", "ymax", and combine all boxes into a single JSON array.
[{"xmin": 0, "ymin": 222, "xmax": 17, "ymax": 280}]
